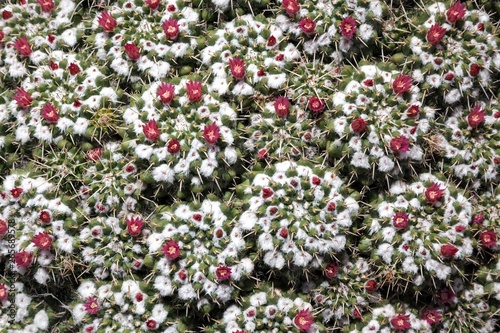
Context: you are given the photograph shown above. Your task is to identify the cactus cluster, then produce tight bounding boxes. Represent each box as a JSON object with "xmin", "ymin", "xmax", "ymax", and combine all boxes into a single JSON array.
[{"xmin": 0, "ymin": 0, "xmax": 499, "ymax": 332}]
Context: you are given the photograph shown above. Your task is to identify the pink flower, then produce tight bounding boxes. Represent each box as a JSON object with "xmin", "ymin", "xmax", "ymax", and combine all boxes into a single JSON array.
[
  {"xmin": 425, "ymin": 182, "xmax": 444, "ymax": 203},
  {"xmin": 157, "ymin": 82, "xmax": 175, "ymax": 104},
  {"xmin": 229, "ymin": 57, "xmax": 245, "ymax": 80},
  {"xmin": 274, "ymin": 96, "xmax": 290, "ymax": 118},
  {"xmin": 467, "ymin": 104, "xmax": 485, "ymax": 128},
  {"xmin": 308, "ymin": 96, "xmax": 325, "ymax": 114},
  {"xmin": 390, "ymin": 314, "xmax": 411, "ymax": 330},
  {"xmin": 186, "ymin": 80, "xmax": 203, "ymax": 102},
  {"xmin": 41, "ymin": 103, "xmax": 59, "ymax": 123},
  {"xmin": 163, "ymin": 19, "xmax": 179, "ymax": 40},
  {"xmin": 406, "ymin": 105, "xmax": 419, "ymax": 117},
  {"xmin": 32, "ymin": 232, "xmax": 52, "ymax": 249},
  {"xmin": 471, "ymin": 213, "xmax": 484, "ymax": 225},
  {"xmin": 13, "ymin": 88, "xmax": 33, "ymax": 109},
  {"xmin": 440, "ymin": 244, "xmax": 458, "ymax": 258},
  {"xmin": 143, "ymin": 119, "xmax": 160, "ymax": 142},
  {"xmin": 267, "ymin": 35, "xmax": 277, "ymax": 47},
  {"xmin": 126, "ymin": 217, "xmax": 144, "ymax": 237},
  {"xmin": 438, "ymin": 288, "xmax": 456, "ymax": 304},
  {"xmin": 14, "ymin": 36, "xmax": 32, "ymax": 57},
  {"xmin": 392, "ymin": 212, "xmax": 409, "ymax": 229},
  {"xmin": 162, "ymin": 239, "xmax": 180, "ymax": 260},
  {"xmin": 339, "ymin": 16, "xmax": 357, "ymax": 38},
  {"xmin": 469, "ymin": 63, "xmax": 481, "ymax": 76},
  {"xmin": 0, "ymin": 219, "xmax": 8, "ymax": 237},
  {"xmin": 84, "ymin": 297, "xmax": 100, "ymax": 314},
  {"xmin": 293, "ymin": 309, "xmax": 314, "ymax": 331},
  {"xmin": 0, "ymin": 284, "xmax": 7, "ymax": 301},
  {"xmin": 390, "ymin": 135, "xmax": 410, "ymax": 153},
  {"xmin": 98, "ymin": 11, "xmax": 116, "ymax": 32},
  {"xmin": 68, "ymin": 63, "xmax": 80, "ymax": 75},
  {"xmin": 167, "ymin": 139, "xmax": 181, "ymax": 154},
  {"xmin": 14, "ymin": 251, "xmax": 33, "ymax": 268},
  {"xmin": 146, "ymin": 318, "xmax": 158, "ymax": 330},
  {"xmin": 324, "ymin": 262, "xmax": 338, "ymax": 279},
  {"xmin": 0, "ymin": 31, "xmax": 4, "ymax": 43},
  {"xmin": 257, "ymin": 148, "xmax": 268, "ymax": 159},
  {"xmin": 36, "ymin": 0, "xmax": 54, "ymax": 12},
  {"xmin": 447, "ymin": 1, "xmax": 466, "ymax": 23},
  {"xmin": 144, "ymin": 0, "xmax": 160, "ymax": 10},
  {"xmin": 203, "ymin": 122, "xmax": 220, "ymax": 144},
  {"xmin": 86, "ymin": 148, "xmax": 102, "ymax": 161},
  {"xmin": 392, "ymin": 74, "xmax": 412, "ymax": 94},
  {"xmin": 11, "ymin": 187, "xmax": 23, "ymax": 199},
  {"xmin": 124, "ymin": 42, "xmax": 141, "ymax": 60},
  {"xmin": 480, "ymin": 230, "xmax": 497, "ymax": 248},
  {"xmin": 350, "ymin": 118, "xmax": 366, "ymax": 133},
  {"xmin": 282, "ymin": 0, "xmax": 300, "ymax": 16},
  {"xmin": 39, "ymin": 210, "xmax": 52, "ymax": 224},
  {"xmin": 422, "ymin": 309, "xmax": 442, "ymax": 325},
  {"xmin": 216, "ymin": 265, "xmax": 232, "ymax": 281},
  {"xmin": 298, "ymin": 18, "xmax": 316, "ymax": 35},
  {"xmin": 426, "ymin": 23, "xmax": 447, "ymax": 45}
]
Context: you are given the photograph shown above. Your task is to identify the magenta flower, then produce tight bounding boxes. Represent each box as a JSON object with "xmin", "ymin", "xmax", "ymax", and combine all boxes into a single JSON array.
[
  {"xmin": 229, "ymin": 57, "xmax": 245, "ymax": 80},
  {"xmin": 203, "ymin": 122, "xmax": 220, "ymax": 144},
  {"xmin": 163, "ymin": 18, "xmax": 179, "ymax": 40},
  {"xmin": 186, "ymin": 80, "xmax": 203, "ymax": 102},
  {"xmin": 426, "ymin": 23, "xmax": 447, "ymax": 45},
  {"xmin": 298, "ymin": 18, "xmax": 316, "ymax": 35},
  {"xmin": 390, "ymin": 314, "xmax": 411, "ymax": 330},
  {"xmin": 308, "ymin": 96, "xmax": 325, "ymax": 114},
  {"xmin": 215, "ymin": 265, "xmax": 232, "ymax": 281},
  {"xmin": 14, "ymin": 36, "xmax": 32, "ymax": 57},
  {"xmin": 392, "ymin": 212, "xmax": 409, "ymax": 229},
  {"xmin": 126, "ymin": 217, "xmax": 145, "ymax": 237},
  {"xmin": 98, "ymin": 11, "xmax": 116, "ymax": 32},
  {"xmin": 467, "ymin": 104, "xmax": 485, "ymax": 128},
  {"xmin": 425, "ymin": 182, "xmax": 444, "ymax": 203},
  {"xmin": 157, "ymin": 82, "xmax": 175, "ymax": 104},
  {"xmin": 32, "ymin": 232, "xmax": 53, "ymax": 249},
  {"xmin": 84, "ymin": 297, "xmax": 100, "ymax": 314},
  {"xmin": 274, "ymin": 96, "xmax": 290, "ymax": 118},
  {"xmin": 392, "ymin": 74, "xmax": 412, "ymax": 95},
  {"xmin": 41, "ymin": 103, "xmax": 59, "ymax": 123},
  {"xmin": 390, "ymin": 135, "xmax": 410, "ymax": 153},
  {"xmin": 13, "ymin": 88, "xmax": 33, "ymax": 109},
  {"xmin": 447, "ymin": 1, "xmax": 466, "ymax": 23},
  {"xmin": 142, "ymin": 119, "xmax": 160, "ymax": 142},
  {"xmin": 339, "ymin": 16, "xmax": 357, "ymax": 38},
  {"xmin": 293, "ymin": 309, "xmax": 314, "ymax": 331},
  {"xmin": 282, "ymin": 0, "xmax": 300, "ymax": 16},
  {"xmin": 124, "ymin": 42, "xmax": 141, "ymax": 60},
  {"xmin": 162, "ymin": 239, "xmax": 180, "ymax": 260}
]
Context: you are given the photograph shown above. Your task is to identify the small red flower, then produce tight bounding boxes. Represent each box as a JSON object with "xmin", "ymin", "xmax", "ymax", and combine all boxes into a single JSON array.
[
  {"xmin": 364, "ymin": 279, "xmax": 377, "ymax": 291},
  {"xmin": 298, "ymin": 18, "xmax": 316, "ymax": 35},
  {"xmin": 480, "ymin": 230, "xmax": 497, "ymax": 248},
  {"xmin": 340, "ymin": 16, "xmax": 357, "ymax": 38},
  {"xmin": 267, "ymin": 35, "xmax": 277, "ymax": 47},
  {"xmin": 144, "ymin": 0, "xmax": 160, "ymax": 10},
  {"xmin": 438, "ymin": 288, "xmax": 455, "ymax": 304},
  {"xmin": 41, "ymin": 103, "xmax": 59, "ymax": 123},
  {"xmin": 14, "ymin": 36, "xmax": 32, "ymax": 57},
  {"xmin": 84, "ymin": 297, "xmax": 100, "ymax": 314},
  {"xmin": 447, "ymin": 1, "xmax": 466, "ymax": 24},
  {"xmin": 440, "ymin": 244, "xmax": 458, "ymax": 258},
  {"xmin": 47, "ymin": 34, "xmax": 56, "ymax": 43},
  {"xmin": 162, "ymin": 239, "xmax": 180, "ymax": 260},
  {"xmin": 0, "ymin": 284, "xmax": 7, "ymax": 301},
  {"xmin": 157, "ymin": 82, "xmax": 175, "ymax": 104},
  {"xmin": 444, "ymin": 72, "xmax": 455, "ymax": 81},
  {"xmin": 186, "ymin": 80, "xmax": 203, "ymax": 102},
  {"xmin": 362, "ymin": 78, "xmax": 374, "ymax": 87},
  {"xmin": 126, "ymin": 217, "xmax": 144, "ymax": 237},
  {"xmin": 32, "ymin": 232, "xmax": 53, "ymax": 249},
  {"xmin": 467, "ymin": 104, "xmax": 485, "ymax": 128},
  {"xmin": 257, "ymin": 148, "xmax": 268, "ymax": 159},
  {"xmin": 0, "ymin": 31, "xmax": 4, "ymax": 43},
  {"xmin": 455, "ymin": 225, "xmax": 466, "ymax": 232},
  {"xmin": 216, "ymin": 265, "xmax": 232, "ymax": 281},
  {"xmin": 13, "ymin": 88, "xmax": 33, "ymax": 109},
  {"xmin": 261, "ymin": 187, "xmax": 274, "ymax": 199},
  {"xmin": 86, "ymin": 148, "xmax": 102, "ymax": 161},
  {"xmin": 469, "ymin": 63, "xmax": 481, "ymax": 76},
  {"xmin": 36, "ymin": 0, "xmax": 55, "ymax": 13},
  {"xmin": 11, "ymin": 187, "xmax": 23, "ymax": 199},
  {"xmin": 390, "ymin": 314, "xmax": 411, "ymax": 330},
  {"xmin": 167, "ymin": 139, "xmax": 181, "ymax": 154},
  {"xmin": 425, "ymin": 182, "xmax": 444, "ymax": 203},
  {"xmin": 422, "ymin": 309, "xmax": 442, "ymax": 325},
  {"xmin": 279, "ymin": 227, "xmax": 288, "ymax": 238},
  {"xmin": 392, "ymin": 74, "xmax": 412, "ymax": 95},
  {"xmin": 39, "ymin": 210, "xmax": 52, "ymax": 224},
  {"xmin": 49, "ymin": 60, "xmax": 59, "ymax": 70},
  {"xmin": 392, "ymin": 212, "xmax": 409, "ymax": 229},
  {"xmin": 390, "ymin": 135, "xmax": 410, "ymax": 153},
  {"xmin": 14, "ymin": 251, "xmax": 33, "ymax": 268},
  {"xmin": 124, "ymin": 42, "xmax": 141, "ymax": 60},
  {"xmin": 477, "ymin": 23, "xmax": 484, "ymax": 31},
  {"xmin": 143, "ymin": 119, "xmax": 160, "ymax": 142},
  {"xmin": 229, "ymin": 57, "xmax": 245, "ymax": 80},
  {"xmin": 274, "ymin": 96, "xmax": 290, "ymax": 118},
  {"xmin": 2, "ymin": 11, "xmax": 13, "ymax": 20},
  {"xmin": 68, "ymin": 63, "xmax": 80, "ymax": 75},
  {"xmin": 406, "ymin": 105, "xmax": 419, "ymax": 117},
  {"xmin": 471, "ymin": 213, "xmax": 484, "ymax": 225},
  {"xmin": 293, "ymin": 309, "xmax": 314, "ymax": 331},
  {"xmin": 203, "ymin": 122, "xmax": 220, "ymax": 144},
  {"xmin": 0, "ymin": 219, "xmax": 8, "ymax": 237},
  {"xmin": 282, "ymin": 0, "xmax": 300, "ymax": 16},
  {"xmin": 308, "ymin": 96, "xmax": 325, "ymax": 114},
  {"xmin": 324, "ymin": 262, "xmax": 338, "ymax": 278},
  {"xmin": 98, "ymin": 11, "xmax": 117, "ymax": 32},
  {"xmin": 163, "ymin": 19, "xmax": 180, "ymax": 40},
  {"xmin": 350, "ymin": 118, "xmax": 366, "ymax": 133},
  {"xmin": 426, "ymin": 23, "xmax": 447, "ymax": 45},
  {"xmin": 146, "ymin": 318, "xmax": 158, "ymax": 330}
]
